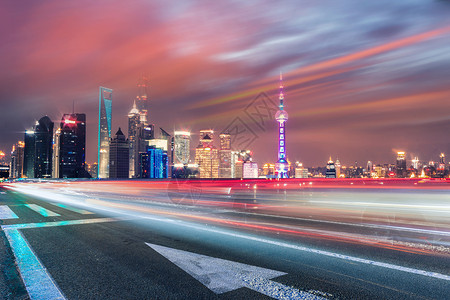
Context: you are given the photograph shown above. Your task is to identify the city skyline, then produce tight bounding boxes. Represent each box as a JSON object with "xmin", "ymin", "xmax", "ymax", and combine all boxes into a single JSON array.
[{"xmin": 1, "ymin": 1, "xmax": 450, "ymax": 166}]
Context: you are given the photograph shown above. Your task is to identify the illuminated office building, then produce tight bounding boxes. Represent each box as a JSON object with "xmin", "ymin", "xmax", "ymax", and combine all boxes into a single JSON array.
[
  {"xmin": 140, "ymin": 146, "xmax": 168, "ymax": 178},
  {"xmin": 98, "ymin": 87, "xmax": 113, "ymax": 178},
  {"xmin": 10, "ymin": 141, "xmax": 25, "ymax": 178},
  {"xmin": 128, "ymin": 101, "xmax": 140, "ymax": 178},
  {"xmin": 326, "ymin": 157, "xmax": 336, "ymax": 178},
  {"xmin": 134, "ymin": 123, "xmax": 154, "ymax": 177},
  {"xmin": 294, "ymin": 162, "xmax": 308, "ymax": 178},
  {"xmin": 136, "ymin": 76, "xmax": 149, "ymax": 124},
  {"xmin": 23, "ymin": 129, "xmax": 36, "ymax": 178},
  {"xmin": 174, "ymin": 131, "xmax": 190, "ymax": 165},
  {"xmin": 109, "ymin": 128, "xmax": 129, "ymax": 178},
  {"xmin": 219, "ymin": 133, "xmax": 231, "ymax": 178},
  {"xmin": 52, "ymin": 128, "xmax": 61, "ymax": 178},
  {"xmin": 195, "ymin": 131, "xmax": 219, "ymax": 178},
  {"xmin": 35, "ymin": 116, "xmax": 54, "ymax": 178},
  {"xmin": 59, "ymin": 113, "xmax": 87, "ymax": 178},
  {"xmin": 396, "ymin": 151, "xmax": 406, "ymax": 178},
  {"xmin": 275, "ymin": 73, "xmax": 289, "ymax": 178}
]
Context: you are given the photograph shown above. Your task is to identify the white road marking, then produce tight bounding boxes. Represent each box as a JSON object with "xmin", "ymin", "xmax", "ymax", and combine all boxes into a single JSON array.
[
  {"xmin": 170, "ymin": 221, "xmax": 450, "ymax": 282},
  {"xmin": 50, "ymin": 203, "xmax": 94, "ymax": 215},
  {"xmin": 1, "ymin": 217, "xmax": 123, "ymax": 300},
  {"xmin": 24, "ymin": 204, "xmax": 60, "ymax": 217},
  {"xmin": 146, "ymin": 243, "xmax": 325, "ymax": 299},
  {"xmin": 0, "ymin": 205, "xmax": 18, "ymax": 219}
]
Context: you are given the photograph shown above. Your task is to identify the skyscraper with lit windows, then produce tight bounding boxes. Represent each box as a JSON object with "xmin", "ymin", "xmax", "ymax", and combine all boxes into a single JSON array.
[
  {"xmin": 35, "ymin": 116, "xmax": 54, "ymax": 178},
  {"xmin": 195, "ymin": 130, "xmax": 219, "ymax": 178},
  {"xmin": 219, "ymin": 133, "xmax": 231, "ymax": 178},
  {"xmin": 128, "ymin": 101, "xmax": 140, "ymax": 178},
  {"xmin": 98, "ymin": 87, "xmax": 112, "ymax": 178},
  {"xmin": 275, "ymin": 73, "xmax": 289, "ymax": 178},
  {"xmin": 59, "ymin": 113, "xmax": 86, "ymax": 178},
  {"xmin": 174, "ymin": 131, "xmax": 190, "ymax": 165}
]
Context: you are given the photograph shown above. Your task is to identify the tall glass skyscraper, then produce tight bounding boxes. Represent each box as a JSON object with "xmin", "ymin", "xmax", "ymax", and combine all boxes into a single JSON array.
[
  {"xmin": 173, "ymin": 131, "xmax": 190, "ymax": 165},
  {"xmin": 35, "ymin": 116, "xmax": 54, "ymax": 178},
  {"xmin": 98, "ymin": 87, "xmax": 113, "ymax": 178},
  {"xmin": 23, "ymin": 129, "xmax": 35, "ymax": 178},
  {"xmin": 128, "ymin": 101, "xmax": 140, "ymax": 178},
  {"xmin": 59, "ymin": 113, "xmax": 86, "ymax": 178}
]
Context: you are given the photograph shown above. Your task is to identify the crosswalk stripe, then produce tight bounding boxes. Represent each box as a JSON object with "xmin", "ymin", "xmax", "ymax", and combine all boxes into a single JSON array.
[
  {"xmin": 24, "ymin": 204, "xmax": 60, "ymax": 217},
  {"xmin": 0, "ymin": 205, "xmax": 18, "ymax": 219},
  {"xmin": 51, "ymin": 203, "xmax": 94, "ymax": 215}
]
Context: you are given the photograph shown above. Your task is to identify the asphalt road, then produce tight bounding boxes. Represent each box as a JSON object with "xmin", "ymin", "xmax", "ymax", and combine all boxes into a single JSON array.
[{"xmin": 1, "ymin": 182, "xmax": 449, "ymax": 299}]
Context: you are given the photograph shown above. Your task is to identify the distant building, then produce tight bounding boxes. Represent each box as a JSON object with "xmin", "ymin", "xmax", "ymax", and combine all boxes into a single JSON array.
[
  {"xmin": 195, "ymin": 131, "xmax": 219, "ymax": 178},
  {"xmin": 10, "ymin": 141, "xmax": 25, "ymax": 178},
  {"xmin": 263, "ymin": 163, "xmax": 276, "ymax": 178},
  {"xmin": 326, "ymin": 157, "xmax": 336, "ymax": 178},
  {"xmin": 86, "ymin": 162, "xmax": 98, "ymax": 178},
  {"xmin": 396, "ymin": 151, "xmax": 407, "ymax": 178},
  {"xmin": 52, "ymin": 128, "xmax": 60, "ymax": 178},
  {"xmin": 98, "ymin": 87, "xmax": 113, "ymax": 178},
  {"xmin": 59, "ymin": 114, "xmax": 87, "ymax": 178},
  {"xmin": 173, "ymin": 131, "xmax": 190, "ymax": 165},
  {"xmin": 128, "ymin": 101, "xmax": 140, "ymax": 178},
  {"xmin": 23, "ymin": 129, "xmax": 36, "ymax": 178},
  {"xmin": 219, "ymin": 133, "xmax": 232, "ymax": 178},
  {"xmin": 35, "ymin": 116, "xmax": 54, "ymax": 178},
  {"xmin": 109, "ymin": 128, "xmax": 129, "ymax": 179},
  {"xmin": 243, "ymin": 162, "xmax": 258, "ymax": 178},
  {"xmin": 294, "ymin": 162, "xmax": 308, "ymax": 178},
  {"xmin": 134, "ymin": 123, "xmax": 154, "ymax": 177},
  {"xmin": 136, "ymin": 76, "xmax": 150, "ymax": 125},
  {"xmin": 140, "ymin": 146, "xmax": 168, "ymax": 178}
]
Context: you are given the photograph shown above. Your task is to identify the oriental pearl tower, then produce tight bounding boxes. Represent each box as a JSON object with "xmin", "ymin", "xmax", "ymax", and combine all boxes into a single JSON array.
[{"xmin": 275, "ymin": 72, "xmax": 289, "ymax": 178}]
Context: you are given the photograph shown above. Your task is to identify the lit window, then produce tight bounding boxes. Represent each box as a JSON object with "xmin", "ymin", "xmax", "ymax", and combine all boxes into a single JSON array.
[
  {"xmin": 280, "ymin": 141, "xmax": 284, "ymax": 146},
  {"xmin": 280, "ymin": 128, "xmax": 284, "ymax": 133},
  {"xmin": 280, "ymin": 135, "xmax": 284, "ymax": 139},
  {"xmin": 280, "ymin": 147, "xmax": 284, "ymax": 152}
]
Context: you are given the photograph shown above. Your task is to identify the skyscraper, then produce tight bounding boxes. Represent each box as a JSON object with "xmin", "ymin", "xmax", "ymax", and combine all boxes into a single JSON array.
[
  {"xmin": 140, "ymin": 146, "xmax": 168, "ymax": 178},
  {"xmin": 173, "ymin": 131, "xmax": 191, "ymax": 165},
  {"xmin": 136, "ymin": 76, "xmax": 149, "ymax": 124},
  {"xmin": 59, "ymin": 113, "xmax": 87, "ymax": 178},
  {"xmin": 98, "ymin": 87, "xmax": 113, "ymax": 178},
  {"xmin": 396, "ymin": 151, "xmax": 406, "ymax": 178},
  {"xmin": 195, "ymin": 131, "xmax": 219, "ymax": 178},
  {"xmin": 275, "ymin": 73, "xmax": 289, "ymax": 178},
  {"xmin": 23, "ymin": 129, "xmax": 36, "ymax": 178},
  {"xmin": 109, "ymin": 128, "xmax": 129, "ymax": 178},
  {"xmin": 52, "ymin": 128, "xmax": 61, "ymax": 178},
  {"xmin": 219, "ymin": 133, "xmax": 231, "ymax": 178},
  {"xmin": 10, "ymin": 141, "xmax": 25, "ymax": 178},
  {"xmin": 128, "ymin": 101, "xmax": 140, "ymax": 178},
  {"xmin": 34, "ymin": 116, "xmax": 54, "ymax": 178},
  {"xmin": 326, "ymin": 157, "xmax": 336, "ymax": 178},
  {"xmin": 134, "ymin": 123, "xmax": 154, "ymax": 177}
]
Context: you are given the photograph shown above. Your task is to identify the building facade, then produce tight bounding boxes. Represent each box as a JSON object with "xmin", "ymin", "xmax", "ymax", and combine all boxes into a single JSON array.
[
  {"xmin": 10, "ymin": 141, "xmax": 25, "ymax": 178},
  {"xmin": 98, "ymin": 87, "xmax": 113, "ymax": 178},
  {"xmin": 219, "ymin": 133, "xmax": 232, "ymax": 178},
  {"xmin": 128, "ymin": 101, "xmax": 140, "ymax": 178},
  {"xmin": 109, "ymin": 128, "xmax": 129, "ymax": 178},
  {"xmin": 59, "ymin": 113, "xmax": 87, "ymax": 178},
  {"xmin": 34, "ymin": 116, "xmax": 54, "ymax": 178},
  {"xmin": 195, "ymin": 131, "xmax": 219, "ymax": 178}
]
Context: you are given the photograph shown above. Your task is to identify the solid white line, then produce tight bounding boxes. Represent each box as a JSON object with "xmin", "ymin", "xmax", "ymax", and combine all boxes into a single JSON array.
[
  {"xmin": 131, "ymin": 212, "xmax": 450, "ymax": 282},
  {"xmin": 0, "ymin": 205, "xmax": 18, "ymax": 219},
  {"xmin": 178, "ymin": 222, "xmax": 450, "ymax": 281},
  {"xmin": 25, "ymin": 204, "xmax": 60, "ymax": 217}
]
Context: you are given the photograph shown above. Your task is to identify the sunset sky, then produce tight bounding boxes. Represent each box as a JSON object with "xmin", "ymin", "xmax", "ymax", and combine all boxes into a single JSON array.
[{"xmin": 1, "ymin": 0, "xmax": 449, "ymax": 166}]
